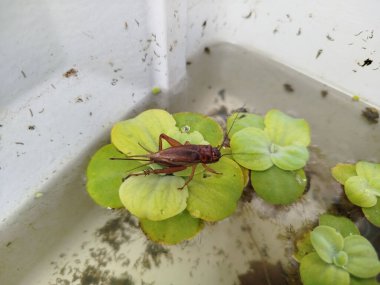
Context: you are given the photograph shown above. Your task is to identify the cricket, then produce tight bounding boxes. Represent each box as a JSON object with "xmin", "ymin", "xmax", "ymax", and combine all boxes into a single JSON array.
[{"xmin": 111, "ymin": 110, "xmax": 242, "ymax": 190}]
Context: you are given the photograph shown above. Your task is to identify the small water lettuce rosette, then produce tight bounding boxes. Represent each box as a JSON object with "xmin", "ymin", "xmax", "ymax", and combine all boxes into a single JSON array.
[
  {"xmin": 228, "ymin": 109, "xmax": 310, "ymax": 205},
  {"xmin": 86, "ymin": 109, "xmax": 245, "ymax": 244},
  {"xmin": 295, "ymin": 214, "xmax": 380, "ymax": 285},
  {"xmin": 332, "ymin": 161, "xmax": 380, "ymax": 227}
]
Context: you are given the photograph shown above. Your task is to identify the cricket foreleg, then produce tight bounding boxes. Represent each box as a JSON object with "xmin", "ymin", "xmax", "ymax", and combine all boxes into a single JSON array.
[
  {"xmin": 202, "ymin": 163, "xmax": 222, "ymax": 175},
  {"xmin": 178, "ymin": 164, "xmax": 197, "ymax": 190}
]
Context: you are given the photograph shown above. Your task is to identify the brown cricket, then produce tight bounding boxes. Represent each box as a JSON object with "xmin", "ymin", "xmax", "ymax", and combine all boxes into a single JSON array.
[
  {"xmin": 112, "ymin": 133, "xmax": 222, "ymax": 190},
  {"xmin": 111, "ymin": 110, "xmax": 243, "ymax": 190}
]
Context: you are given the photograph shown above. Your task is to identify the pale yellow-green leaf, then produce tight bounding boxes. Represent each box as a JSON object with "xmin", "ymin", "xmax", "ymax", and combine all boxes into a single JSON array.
[{"xmin": 119, "ymin": 175, "xmax": 188, "ymax": 221}]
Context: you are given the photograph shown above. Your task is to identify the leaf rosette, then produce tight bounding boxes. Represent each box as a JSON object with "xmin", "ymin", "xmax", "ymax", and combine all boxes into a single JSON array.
[
  {"xmin": 228, "ymin": 110, "xmax": 310, "ymax": 205},
  {"xmin": 86, "ymin": 109, "xmax": 245, "ymax": 244},
  {"xmin": 298, "ymin": 216, "xmax": 380, "ymax": 285},
  {"xmin": 230, "ymin": 109, "xmax": 310, "ymax": 171},
  {"xmin": 332, "ymin": 161, "xmax": 380, "ymax": 226}
]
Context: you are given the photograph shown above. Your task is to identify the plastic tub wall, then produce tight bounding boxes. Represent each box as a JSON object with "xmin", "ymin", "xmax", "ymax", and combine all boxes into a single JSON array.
[{"xmin": 1, "ymin": 1, "xmax": 379, "ymax": 284}]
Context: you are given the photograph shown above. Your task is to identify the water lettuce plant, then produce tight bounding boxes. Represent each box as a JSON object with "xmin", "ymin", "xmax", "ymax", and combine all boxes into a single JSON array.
[
  {"xmin": 296, "ymin": 214, "xmax": 380, "ymax": 285},
  {"xmin": 332, "ymin": 161, "xmax": 380, "ymax": 227},
  {"xmin": 86, "ymin": 109, "xmax": 245, "ymax": 244},
  {"xmin": 228, "ymin": 109, "xmax": 310, "ymax": 204}
]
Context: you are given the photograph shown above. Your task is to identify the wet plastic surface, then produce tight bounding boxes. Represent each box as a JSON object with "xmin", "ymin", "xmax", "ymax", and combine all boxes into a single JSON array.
[{"xmin": 1, "ymin": 44, "xmax": 379, "ymax": 285}]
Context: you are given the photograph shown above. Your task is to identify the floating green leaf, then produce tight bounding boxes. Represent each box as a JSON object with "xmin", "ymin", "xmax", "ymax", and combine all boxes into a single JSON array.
[
  {"xmin": 111, "ymin": 109, "xmax": 178, "ymax": 156},
  {"xmin": 165, "ymin": 128, "xmax": 208, "ymax": 146},
  {"xmin": 264, "ymin": 109, "xmax": 310, "ymax": 147},
  {"xmin": 350, "ymin": 276, "xmax": 379, "ymax": 285},
  {"xmin": 186, "ymin": 157, "xmax": 244, "ymax": 221},
  {"xmin": 319, "ymin": 214, "xmax": 360, "ymax": 238},
  {"xmin": 226, "ymin": 112, "xmax": 264, "ymax": 138},
  {"xmin": 173, "ymin": 112, "xmax": 224, "ymax": 146},
  {"xmin": 140, "ymin": 210, "xmax": 204, "ymax": 245},
  {"xmin": 344, "ymin": 235, "xmax": 380, "ymax": 278},
  {"xmin": 221, "ymin": 147, "xmax": 250, "ymax": 187},
  {"xmin": 363, "ymin": 200, "xmax": 380, "ymax": 227},
  {"xmin": 310, "ymin": 225, "xmax": 344, "ymax": 264},
  {"xmin": 119, "ymin": 175, "xmax": 188, "ymax": 221},
  {"xmin": 86, "ymin": 144, "xmax": 148, "ymax": 208},
  {"xmin": 300, "ymin": 252, "xmax": 350, "ymax": 285},
  {"xmin": 356, "ymin": 161, "xmax": 380, "ymax": 182},
  {"xmin": 270, "ymin": 144, "xmax": 309, "ymax": 170},
  {"xmin": 331, "ymin": 163, "xmax": 357, "ymax": 185},
  {"xmin": 251, "ymin": 166, "xmax": 306, "ymax": 205},
  {"xmin": 230, "ymin": 110, "xmax": 310, "ymax": 172},
  {"xmin": 345, "ymin": 176, "xmax": 378, "ymax": 208},
  {"xmin": 230, "ymin": 127, "xmax": 273, "ymax": 171}
]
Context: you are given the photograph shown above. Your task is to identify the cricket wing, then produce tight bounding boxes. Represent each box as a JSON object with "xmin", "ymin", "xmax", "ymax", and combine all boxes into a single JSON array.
[{"xmin": 150, "ymin": 145, "xmax": 202, "ymax": 166}]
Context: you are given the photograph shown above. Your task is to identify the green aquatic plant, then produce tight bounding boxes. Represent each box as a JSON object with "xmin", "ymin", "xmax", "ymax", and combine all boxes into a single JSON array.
[
  {"xmin": 332, "ymin": 161, "xmax": 380, "ymax": 227},
  {"xmin": 296, "ymin": 214, "xmax": 380, "ymax": 285},
  {"xmin": 86, "ymin": 109, "xmax": 245, "ymax": 244},
  {"xmin": 228, "ymin": 109, "xmax": 310, "ymax": 204}
]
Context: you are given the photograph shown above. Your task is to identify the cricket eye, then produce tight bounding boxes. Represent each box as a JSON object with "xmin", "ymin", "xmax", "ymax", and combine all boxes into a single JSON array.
[{"xmin": 213, "ymin": 148, "xmax": 221, "ymax": 160}]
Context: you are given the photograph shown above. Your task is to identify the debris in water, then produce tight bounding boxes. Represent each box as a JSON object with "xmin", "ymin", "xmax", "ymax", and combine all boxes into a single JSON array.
[
  {"xmin": 283, "ymin": 83, "xmax": 294, "ymax": 93},
  {"xmin": 315, "ymin": 49, "xmax": 323, "ymax": 59},
  {"xmin": 63, "ymin": 68, "xmax": 78, "ymax": 78},
  {"xmin": 138, "ymin": 243, "xmax": 172, "ymax": 269},
  {"xmin": 359, "ymin": 58, "xmax": 373, "ymax": 67},
  {"xmin": 151, "ymin": 87, "xmax": 161, "ymax": 95},
  {"xmin": 202, "ymin": 20, "xmax": 207, "ymax": 29},
  {"xmin": 352, "ymin": 95, "xmax": 360, "ymax": 102},
  {"xmin": 243, "ymin": 11, "xmax": 253, "ymax": 19},
  {"xmin": 320, "ymin": 90, "xmax": 328, "ymax": 98},
  {"xmin": 362, "ymin": 107, "xmax": 379, "ymax": 123},
  {"xmin": 238, "ymin": 261, "xmax": 290, "ymax": 285},
  {"xmin": 95, "ymin": 212, "xmax": 138, "ymax": 252},
  {"xmin": 217, "ymin": 89, "xmax": 226, "ymax": 100}
]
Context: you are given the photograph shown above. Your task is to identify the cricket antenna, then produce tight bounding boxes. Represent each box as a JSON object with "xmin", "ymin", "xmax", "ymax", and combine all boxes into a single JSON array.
[
  {"xmin": 218, "ymin": 104, "xmax": 247, "ymax": 151},
  {"xmin": 110, "ymin": 156, "xmax": 151, "ymax": 161},
  {"xmin": 109, "ymin": 159, "xmax": 153, "ymax": 174}
]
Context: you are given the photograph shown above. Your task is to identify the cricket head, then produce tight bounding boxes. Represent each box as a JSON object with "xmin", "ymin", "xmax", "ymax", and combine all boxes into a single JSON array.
[
  {"xmin": 199, "ymin": 145, "xmax": 221, "ymax": 163},
  {"xmin": 211, "ymin": 147, "xmax": 221, "ymax": 162}
]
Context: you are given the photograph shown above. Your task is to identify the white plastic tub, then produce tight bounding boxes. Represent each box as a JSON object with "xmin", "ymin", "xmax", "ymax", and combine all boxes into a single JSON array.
[{"xmin": 1, "ymin": 1, "xmax": 379, "ymax": 284}]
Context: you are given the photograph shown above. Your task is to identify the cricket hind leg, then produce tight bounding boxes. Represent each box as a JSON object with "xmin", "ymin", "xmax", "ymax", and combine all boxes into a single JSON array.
[
  {"xmin": 124, "ymin": 165, "xmax": 187, "ymax": 183},
  {"xmin": 125, "ymin": 164, "xmax": 198, "ymax": 191},
  {"xmin": 158, "ymin": 133, "xmax": 182, "ymax": 150}
]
